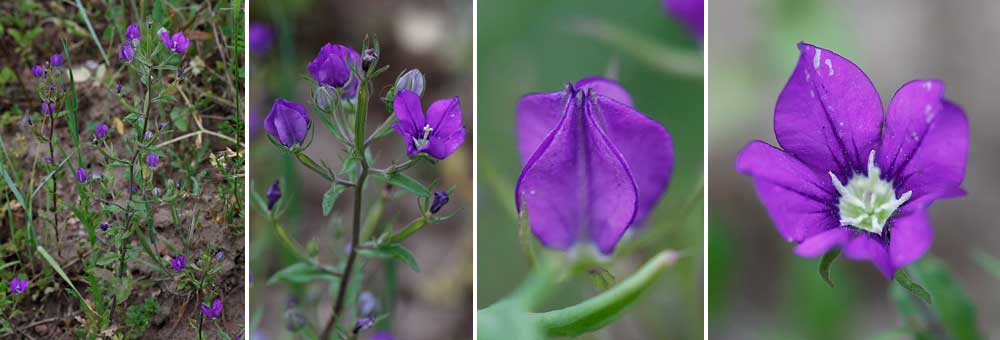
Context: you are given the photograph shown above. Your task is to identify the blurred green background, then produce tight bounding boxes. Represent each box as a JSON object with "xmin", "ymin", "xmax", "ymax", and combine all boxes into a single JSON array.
[
  {"xmin": 709, "ymin": 0, "xmax": 1000, "ymax": 338},
  {"xmin": 249, "ymin": 0, "xmax": 472, "ymax": 339},
  {"xmin": 477, "ymin": 1, "xmax": 704, "ymax": 339}
]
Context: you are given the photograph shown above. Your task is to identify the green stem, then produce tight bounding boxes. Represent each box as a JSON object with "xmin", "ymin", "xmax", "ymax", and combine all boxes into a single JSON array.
[{"xmin": 387, "ymin": 217, "xmax": 427, "ymax": 244}]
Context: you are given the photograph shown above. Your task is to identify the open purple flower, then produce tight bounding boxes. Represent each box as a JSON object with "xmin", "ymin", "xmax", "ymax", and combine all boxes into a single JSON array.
[
  {"xmin": 307, "ymin": 43, "xmax": 361, "ymax": 98},
  {"xmin": 662, "ymin": 0, "xmax": 704, "ymax": 41},
  {"xmin": 735, "ymin": 43, "xmax": 968, "ymax": 278},
  {"xmin": 125, "ymin": 23, "xmax": 141, "ymax": 45},
  {"xmin": 119, "ymin": 44, "xmax": 134, "ymax": 62},
  {"xmin": 99, "ymin": 221, "xmax": 109, "ymax": 231},
  {"xmin": 158, "ymin": 28, "xmax": 190, "ymax": 54},
  {"xmin": 95, "ymin": 123, "xmax": 109, "ymax": 139},
  {"xmin": 76, "ymin": 168, "xmax": 89, "ymax": 183},
  {"xmin": 32, "ymin": 65, "xmax": 44, "ymax": 78},
  {"xmin": 146, "ymin": 152, "xmax": 160, "ymax": 168},
  {"xmin": 515, "ymin": 77, "xmax": 673, "ymax": 254},
  {"xmin": 249, "ymin": 22, "xmax": 272, "ymax": 55},
  {"xmin": 391, "ymin": 90, "xmax": 466, "ymax": 159},
  {"xmin": 9, "ymin": 277, "xmax": 28, "ymax": 295},
  {"xmin": 171, "ymin": 255, "xmax": 186, "ymax": 272},
  {"xmin": 200, "ymin": 298, "xmax": 223, "ymax": 319},
  {"xmin": 50, "ymin": 53, "xmax": 63, "ymax": 67},
  {"xmin": 264, "ymin": 99, "xmax": 310, "ymax": 148}
]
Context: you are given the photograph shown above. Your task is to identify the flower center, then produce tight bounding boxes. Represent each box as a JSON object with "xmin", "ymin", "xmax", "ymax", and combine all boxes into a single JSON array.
[
  {"xmin": 829, "ymin": 150, "xmax": 911, "ymax": 234},
  {"xmin": 412, "ymin": 124, "xmax": 434, "ymax": 150}
]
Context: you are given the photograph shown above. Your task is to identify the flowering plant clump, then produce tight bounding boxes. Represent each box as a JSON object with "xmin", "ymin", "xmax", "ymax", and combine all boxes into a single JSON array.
[
  {"xmin": 736, "ymin": 43, "xmax": 968, "ymax": 283},
  {"xmin": 0, "ymin": 1, "xmax": 244, "ymax": 338},
  {"xmin": 254, "ymin": 36, "xmax": 465, "ymax": 339}
]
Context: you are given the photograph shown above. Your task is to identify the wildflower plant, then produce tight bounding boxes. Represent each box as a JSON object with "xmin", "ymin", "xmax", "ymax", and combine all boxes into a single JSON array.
[
  {"xmin": 0, "ymin": 1, "xmax": 244, "ymax": 338},
  {"xmin": 252, "ymin": 36, "xmax": 465, "ymax": 339}
]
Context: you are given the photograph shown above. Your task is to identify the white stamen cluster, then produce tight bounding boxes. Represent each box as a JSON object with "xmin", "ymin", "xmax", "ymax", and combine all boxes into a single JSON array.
[{"xmin": 829, "ymin": 151, "xmax": 912, "ymax": 234}]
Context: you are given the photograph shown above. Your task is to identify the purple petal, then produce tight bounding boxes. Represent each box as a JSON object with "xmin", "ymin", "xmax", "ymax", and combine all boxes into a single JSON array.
[
  {"xmin": 888, "ymin": 209, "xmax": 932, "ymax": 271},
  {"xmin": 516, "ymin": 101, "xmax": 581, "ymax": 250},
  {"xmin": 735, "ymin": 141, "xmax": 838, "ymax": 242},
  {"xmin": 794, "ymin": 228, "xmax": 851, "ymax": 257},
  {"xmin": 883, "ymin": 95, "xmax": 968, "ymax": 203},
  {"xmin": 172, "ymin": 32, "xmax": 190, "ymax": 53},
  {"xmin": 159, "ymin": 29, "xmax": 171, "ymax": 48},
  {"xmin": 774, "ymin": 43, "xmax": 883, "ymax": 175},
  {"xmin": 516, "ymin": 91, "xmax": 568, "ymax": 163},
  {"xmin": 515, "ymin": 98, "xmax": 639, "ymax": 254},
  {"xmin": 662, "ymin": 0, "xmax": 704, "ymax": 41},
  {"xmin": 392, "ymin": 91, "xmax": 426, "ymax": 135},
  {"xmin": 589, "ymin": 95, "xmax": 672, "ymax": 226},
  {"xmin": 424, "ymin": 96, "xmax": 465, "ymax": 159},
  {"xmin": 582, "ymin": 110, "xmax": 639, "ymax": 254},
  {"xmin": 842, "ymin": 233, "xmax": 894, "ymax": 277},
  {"xmin": 575, "ymin": 77, "xmax": 634, "ymax": 107},
  {"xmin": 265, "ymin": 99, "xmax": 310, "ymax": 147}
]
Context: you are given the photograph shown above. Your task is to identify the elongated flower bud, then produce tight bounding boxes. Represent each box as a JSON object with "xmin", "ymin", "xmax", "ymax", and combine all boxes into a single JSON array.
[{"xmin": 396, "ymin": 69, "xmax": 425, "ymax": 97}]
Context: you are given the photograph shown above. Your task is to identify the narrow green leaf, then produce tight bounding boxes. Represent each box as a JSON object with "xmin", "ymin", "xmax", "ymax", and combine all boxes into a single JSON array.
[
  {"xmin": 37, "ymin": 246, "xmax": 87, "ymax": 305},
  {"xmin": 895, "ymin": 270, "xmax": 932, "ymax": 305},
  {"xmin": 267, "ymin": 262, "xmax": 340, "ymax": 285},
  {"xmin": 359, "ymin": 243, "xmax": 420, "ymax": 272},
  {"xmin": 819, "ymin": 248, "xmax": 840, "ymax": 288},
  {"xmin": 376, "ymin": 172, "xmax": 430, "ymax": 197},
  {"xmin": 536, "ymin": 251, "xmax": 679, "ymax": 337},
  {"xmin": 322, "ymin": 183, "xmax": 346, "ymax": 216}
]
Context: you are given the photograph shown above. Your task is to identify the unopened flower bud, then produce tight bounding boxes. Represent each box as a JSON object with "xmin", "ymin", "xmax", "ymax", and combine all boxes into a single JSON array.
[
  {"xmin": 430, "ymin": 191, "xmax": 449, "ymax": 214},
  {"xmin": 266, "ymin": 179, "xmax": 281, "ymax": 210},
  {"xmin": 396, "ymin": 69, "xmax": 425, "ymax": 97}
]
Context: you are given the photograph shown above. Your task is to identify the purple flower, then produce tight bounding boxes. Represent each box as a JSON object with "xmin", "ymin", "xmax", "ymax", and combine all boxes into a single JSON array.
[
  {"xmin": 158, "ymin": 28, "xmax": 190, "ymax": 54},
  {"xmin": 264, "ymin": 99, "xmax": 310, "ymax": 147},
  {"xmin": 515, "ymin": 77, "xmax": 674, "ymax": 254},
  {"xmin": 119, "ymin": 44, "xmax": 134, "ymax": 62},
  {"xmin": 249, "ymin": 22, "xmax": 272, "ymax": 55},
  {"xmin": 146, "ymin": 152, "xmax": 160, "ymax": 168},
  {"xmin": 95, "ymin": 123, "xmax": 109, "ymax": 139},
  {"xmin": 50, "ymin": 53, "xmax": 63, "ymax": 67},
  {"xmin": 266, "ymin": 179, "xmax": 281, "ymax": 210},
  {"xmin": 391, "ymin": 91, "xmax": 466, "ymax": 159},
  {"xmin": 9, "ymin": 277, "xmax": 28, "ymax": 295},
  {"xmin": 307, "ymin": 43, "xmax": 361, "ymax": 97},
  {"xmin": 735, "ymin": 43, "xmax": 968, "ymax": 278},
  {"xmin": 662, "ymin": 0, "xmax": 704, "ymax": 41},
  {"xmin": 31, "ymin": 65, "xmax": 44, "ymax": 77},
  {"xmin": 125, "ymin": 23, "xmax": 141, "ymax": 45},
  {"xmin": 396, "ymin": 69, "xmax": 425, "ymax": 97},
  {"xmin": 116, "ymin": 82, "xmax": 122, "ymax": 94},
  {"xmin": 171, "ymin": 255, "xmax": 186, "ymax": 272},
  {"xmin": 200, "ymin": 298, "xmax": 223, "ymax": 319},
  {"xmin": 76, "ymin": 168, "xmax": 89, "ymax": 183},
  {"xmin": 430, "ymin": 191, "xmax": 449, "ymax": 214},
  {"xmin": 41, "ymin": 101, "xmax": 53, "ymax": 115},
  {"xmin": 129, "ymin": 184, "xmax": 140, "ymax": 194},
  {"xmin": 371, "ymin": 332, "xmax": 395, "ymax": 340},
  {"xmin": 99, "ymin": 221, "xmax": 109, "ymax": 231},
  {"xmin": 215, "ymin": 251, "xmax": 224, "ymax": 260}
]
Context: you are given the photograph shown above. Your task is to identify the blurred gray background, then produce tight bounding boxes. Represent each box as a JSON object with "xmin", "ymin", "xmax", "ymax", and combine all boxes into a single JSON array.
[{"xmin": 709, "ymin": 0, "xmax": 1000, "ymax": 338}]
